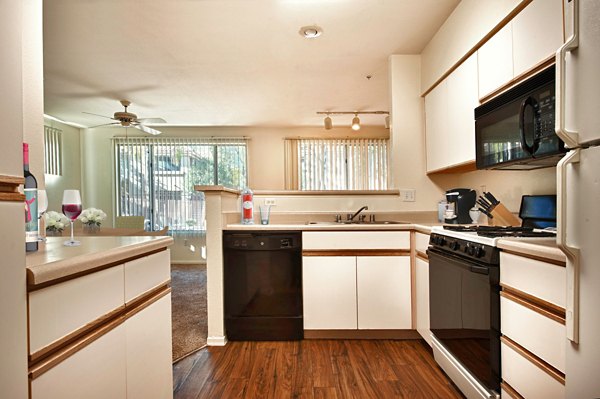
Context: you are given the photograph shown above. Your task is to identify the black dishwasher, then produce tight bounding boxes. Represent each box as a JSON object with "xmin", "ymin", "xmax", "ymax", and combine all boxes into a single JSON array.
[{"xmin": 223, "ymin": 231, "xmax": 303, "ymax": 340}]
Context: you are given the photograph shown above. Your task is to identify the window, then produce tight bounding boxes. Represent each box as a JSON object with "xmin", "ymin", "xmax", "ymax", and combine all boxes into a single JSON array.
[
  {"xmin": 113, "ymin": 137, "xmax": 248, "ymax": 235},
  {"xmin": 284, "ymin": 138, "xmax": 389, "ymax": 190},
  {"xmin": 44, "ymin": 126, "xmax": 62, "ymax": 175}
]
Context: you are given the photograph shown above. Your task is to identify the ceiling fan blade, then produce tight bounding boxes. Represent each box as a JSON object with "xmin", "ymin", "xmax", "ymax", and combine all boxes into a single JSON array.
[
  {"xmin": 88, "ymin": 122, "xmax": 120, "ymax": 129},
  {"xmin": 134, "ymin": 123, "xmax": 162, "ymax": 135},
  {"xmin": 136, "ymin": 117, "xmax": 167, "ymax": 124},
  {"xmin": 82, "ymin": 111, "xmax": 115, "ymax": 120}
]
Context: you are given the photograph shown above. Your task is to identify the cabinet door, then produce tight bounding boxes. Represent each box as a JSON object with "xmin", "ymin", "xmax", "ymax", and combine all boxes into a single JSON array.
[
  {"xmin": 302, "ymin": 256, "xmax": 357, "ymax": 329},
  {"xmin": 357, "ymin": 256, "xmax": 411, "ymax": 329},
  {"xmin": 125, "ymin": 250, "xmax": 171, "ymax": 302},
  {"xmin": 446, "ymin": 53, "xmax": 478, "ymax": 167},
  {"xmin": 415, "ymin": 257, "xmax": 431, "ymax": 346},
  {"xmin": 478, "ymin": 23, "xmax": 513, "ymax": 98},
  {"xmin": 425, "ymin": 80, "xmax": 448, "ymax": 172},
  {"xmin": 126, "ymin": 293, "xmax": 173, "ymax": 399},
  {"xmin": 512, "ymin": 0, "xmax": 563, "ymax": 77},
  {"xmin": 31, "ymin": 323, "xmax": 127, "ymax": 399}
]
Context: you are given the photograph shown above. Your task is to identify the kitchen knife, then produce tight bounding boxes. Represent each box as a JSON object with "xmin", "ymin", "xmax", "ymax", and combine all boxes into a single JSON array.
[
  {"xmin": 478, "ymin": 207, "xmax": 493, "ymax": 218},
  {"xmin": 484, "ymin": 192, "xmax": 500, "ymax": 206},
  {"xmin": 477, "ymin": 197, "xmax": 494, "ymax": 211}
]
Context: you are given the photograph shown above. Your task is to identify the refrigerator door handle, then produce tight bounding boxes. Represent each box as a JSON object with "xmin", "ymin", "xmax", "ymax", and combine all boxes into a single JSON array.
[
  {"xmin": 555, "ymin": 0, "xmax": 580, "ymax": 149},
  {"xmin": 557, "ymin": 149, "xmax": 581, "ymax": 343}
]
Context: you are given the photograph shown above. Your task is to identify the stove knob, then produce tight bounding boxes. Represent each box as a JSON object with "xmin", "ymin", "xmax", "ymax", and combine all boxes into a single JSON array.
[
  {"xmin": 463, "ymin": 244, "xmax": 470, "ymax": 253},
  {"xmin": 468, "ymin": 245, "xmax": 475, "ymax": 256},
  {"xmin": 439, "ymin": 237, "xmax": 446, "ymax": 246},
  {"xmin": 474, "ymin": 246, "xmax": 484, "ymax": 258},
  {"xmin": 450, "ymin": 241, "xmax": 459, "ymax": 250}
]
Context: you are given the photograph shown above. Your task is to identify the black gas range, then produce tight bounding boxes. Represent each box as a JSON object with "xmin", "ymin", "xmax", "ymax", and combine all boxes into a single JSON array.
[{"xmin": 427, "ymin": 225, "xmax": 556, "ymax": 399}]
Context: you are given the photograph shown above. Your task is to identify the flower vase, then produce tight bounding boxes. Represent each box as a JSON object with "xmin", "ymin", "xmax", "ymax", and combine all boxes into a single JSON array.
[{"xmin": 83, "ymin": 224, "xmax": 101, "ymax": 234}]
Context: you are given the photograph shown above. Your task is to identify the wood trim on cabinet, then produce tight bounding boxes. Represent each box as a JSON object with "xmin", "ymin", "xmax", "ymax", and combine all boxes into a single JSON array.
[
  {"xmin": 426, "ymin": 160, "xmax": 477, "ymax": 175},
  {"xmin": 304, "ymin": 329, "xmax": 421, "ymax": 340},
  {"xmin": 27, "ymin": 247, "xmax": 168, "ymax": 292},
  {"xmin": 479, "ymin": 56, "xmax": 556, "ymax": 103},
  {"xmin": 421, "ymin": 0, "xmax": 533, "ymax": 97},
  {"xmin": 501, "ymin": 248, "xmax": 566, "ymax": 267},
  {"xmin": 416, "ymin": 251, "xmax": 428, "ymax": 261},
  {"xmin": 501, "ymin": 335, "xmax": 565, "ymax": 385},
  {"xmin": 28, "ymin": 283, "xmax": 171, "ymax": 377},
  {"xmin": 501, "ymin": 285, "xmax": 566, "ymax": 323},
  {"xmin": 410, "ymin": 232, "xmax": 417, "ymax": 329},
  {"xmin": 29, "ymin": 316, "xmax": 126, "ymax": 380},
  {"xmin": 302, "ymin": 249, "xmax": 410, "ymax": 257},
  {"xmin": 501, "ymin": 381, "xmax": 525, "ymax": 399},
  {"xmin": 0, "ymin": 174, "xmax": 25, "ymax": 202}
]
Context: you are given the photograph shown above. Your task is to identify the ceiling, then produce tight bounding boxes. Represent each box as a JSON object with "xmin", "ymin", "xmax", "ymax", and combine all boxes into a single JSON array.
[{"xmin": 43, "ymin": 0, "xmax": 459, "ymax": 129}]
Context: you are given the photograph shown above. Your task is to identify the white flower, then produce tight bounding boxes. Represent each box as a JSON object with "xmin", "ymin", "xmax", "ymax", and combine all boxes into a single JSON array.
[
  {"xmin": 45, "ymin": 211, "xmax": 69, "ymax": 232},
  {"xmin": 78, "ymin": 207, "xmax": 107, "ymax": 226}
]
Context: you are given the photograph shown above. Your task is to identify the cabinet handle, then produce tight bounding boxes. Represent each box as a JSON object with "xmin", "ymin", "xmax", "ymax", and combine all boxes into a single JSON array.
[{"xmin": 555, "ymin": 0, "xmax": 580, "ymax": 148}]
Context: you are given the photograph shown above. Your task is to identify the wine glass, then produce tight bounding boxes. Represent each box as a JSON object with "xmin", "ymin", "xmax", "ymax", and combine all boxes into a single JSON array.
[
  {"xmin": 62, "ymin": 190, "xmax": 82, "ymax": 247},
  {"xmin": 37, "ymin": 189, "xmax": 48, "ymax": 241}
]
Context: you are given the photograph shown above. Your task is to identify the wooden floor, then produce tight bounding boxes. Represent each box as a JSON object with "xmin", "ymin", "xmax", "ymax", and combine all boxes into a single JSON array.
[{"xmin": 173, "ymin": 340, "xmax": 464, "ymax": 398}]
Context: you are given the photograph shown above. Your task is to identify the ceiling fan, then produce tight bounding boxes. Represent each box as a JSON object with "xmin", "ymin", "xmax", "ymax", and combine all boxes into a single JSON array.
[{"xmin": 84, "ymin": 100, "xmax": 166, "ymax": 135}]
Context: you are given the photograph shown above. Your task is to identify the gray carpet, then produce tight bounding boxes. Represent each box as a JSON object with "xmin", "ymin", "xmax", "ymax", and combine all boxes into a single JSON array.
[{"xmin": 171, "ymin": 263, "xmax": 207, "ymax": 362}]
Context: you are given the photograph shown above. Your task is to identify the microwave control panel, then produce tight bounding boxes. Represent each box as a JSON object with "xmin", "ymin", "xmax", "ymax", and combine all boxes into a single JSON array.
[{"xmin": 535, "ymin": 89, "xmax": 555, "ymax": 139}]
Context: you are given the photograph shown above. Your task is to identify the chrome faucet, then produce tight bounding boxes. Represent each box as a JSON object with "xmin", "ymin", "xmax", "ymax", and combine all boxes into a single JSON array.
[{"xmin": 349, "ymin": 205, "xmax": 369, "ymax": 222}]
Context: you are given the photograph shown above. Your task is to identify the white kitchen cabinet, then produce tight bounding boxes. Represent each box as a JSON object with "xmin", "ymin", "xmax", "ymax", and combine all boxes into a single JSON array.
[
  {"xmin": 31, "ymin": 323, "xmax": 127, "ymax": 399},
  {"xmin": 425, "ymin": 53, "xmax": 478, "ymax": 172},
  {"xmin": 126, "ymin": 293, "xmax": 173, "ymax": 399},
  {"xmin": 302, "ymin": 256, "xmax": 357, "ymax": 329},
  {"xmin": 415, "ymin": 257, "xmax": 431, "ymax": 346},
  {"xmin": 124, "ymin": 250, "xmax": 171, "ymax": 302},
  {"xmin": 478, "ymin": 23, "xmax": 513, "ymax": 99},
  {"xmin": 512, "ymin": 0, "xmax": 563, "ymax": 78},
  {"xmin": 357, "ymin": 256, "xmax": 411, "ymax": 329}
]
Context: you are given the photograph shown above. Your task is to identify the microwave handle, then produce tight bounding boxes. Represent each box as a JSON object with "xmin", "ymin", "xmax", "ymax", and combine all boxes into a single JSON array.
[{"xmin": 519, "ymin": 96, "xmax": 539, "ymax": 155}]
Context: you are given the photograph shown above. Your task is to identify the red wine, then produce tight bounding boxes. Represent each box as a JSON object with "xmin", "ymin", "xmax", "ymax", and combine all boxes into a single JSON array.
[
  {"xmin": 24, "ymin": 143, "xmax": 38, "ymax": 252},
  {"xmin": 62, "ymin": 204, "xmax": 82, "ymax": 221}
]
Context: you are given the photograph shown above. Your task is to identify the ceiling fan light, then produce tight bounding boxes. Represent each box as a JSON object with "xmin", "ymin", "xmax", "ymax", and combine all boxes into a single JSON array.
[
  {"xmin": 351, "ymin": 115, "xmax": 361, "ymax": 131},
  {"xmin": 324, "ymin": 115, "xmax": 332, "ymax": 130}
]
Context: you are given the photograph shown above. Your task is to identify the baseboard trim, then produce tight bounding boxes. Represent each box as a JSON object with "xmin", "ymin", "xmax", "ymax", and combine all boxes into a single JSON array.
[
  {"xmin": 304, "ymin": 329, "xmax": 421, "ymax": 340},
  {"xmin": 207, "ymin": 336, "xmax": 227, "ymax": 346}
]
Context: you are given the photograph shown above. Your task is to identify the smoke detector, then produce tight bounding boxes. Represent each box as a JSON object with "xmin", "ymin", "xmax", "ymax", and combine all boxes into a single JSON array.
[{"xmin": 299, "ymin": 25, "xmax": 323, "ymax": 39}]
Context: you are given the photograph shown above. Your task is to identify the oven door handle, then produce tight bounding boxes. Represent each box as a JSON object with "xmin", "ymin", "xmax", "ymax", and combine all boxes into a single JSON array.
[{"xmin": 469, "ymin": 265, "xmax": 489, "ymax": 275}]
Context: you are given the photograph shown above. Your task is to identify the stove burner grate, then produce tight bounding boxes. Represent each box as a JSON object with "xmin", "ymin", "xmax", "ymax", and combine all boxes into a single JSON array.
[{"xmin": 443, "ymin": 225, "xmax": 556, "ymax": 238}]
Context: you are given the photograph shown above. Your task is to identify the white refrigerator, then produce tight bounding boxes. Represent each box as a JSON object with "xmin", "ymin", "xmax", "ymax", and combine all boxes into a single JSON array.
[{"xmin": 555, "ymin": 0, "xmax": 600, "ymax": 397}]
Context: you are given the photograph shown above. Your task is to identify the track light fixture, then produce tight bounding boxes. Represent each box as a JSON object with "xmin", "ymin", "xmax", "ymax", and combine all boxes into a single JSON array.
[{"xmin": 316, "ymin": 111, "xmax": 390, "ymax": 130}]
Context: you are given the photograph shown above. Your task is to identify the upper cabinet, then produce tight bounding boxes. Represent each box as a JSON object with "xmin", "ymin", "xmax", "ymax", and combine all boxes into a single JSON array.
[
  {"xmin": 478, "ymin": 0, "xmax": 563, "ymax": 99},
  {"xmin": 425, "ymin": 54, "xmax": 478, "ymax": 173}
]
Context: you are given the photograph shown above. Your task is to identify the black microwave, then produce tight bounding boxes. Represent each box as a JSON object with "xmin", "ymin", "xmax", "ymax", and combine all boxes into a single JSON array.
[{"xmin": 475, "ymin": 65, "xmax": 566, "ymax": 170}]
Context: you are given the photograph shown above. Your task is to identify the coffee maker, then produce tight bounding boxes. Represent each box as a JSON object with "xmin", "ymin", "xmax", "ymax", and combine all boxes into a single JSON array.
[{"xmin": 445, "ymin": 188, "xmax": 477, "ymax": 224}]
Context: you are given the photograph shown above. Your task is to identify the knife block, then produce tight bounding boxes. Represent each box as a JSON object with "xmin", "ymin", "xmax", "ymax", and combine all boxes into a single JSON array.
[{"xmin": 489, "ymin": 203, "xmax": 521, "ymax": 227}]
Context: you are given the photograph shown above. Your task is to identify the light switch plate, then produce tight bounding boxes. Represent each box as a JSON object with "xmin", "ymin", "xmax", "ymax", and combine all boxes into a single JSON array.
[{"xmin": 400, "ymin": 189, "xmax": 416, "ymax": 202}]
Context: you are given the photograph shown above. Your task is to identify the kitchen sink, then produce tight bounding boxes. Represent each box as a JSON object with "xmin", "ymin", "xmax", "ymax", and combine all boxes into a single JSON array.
[{"xmin": 306, "ymin": 220, "xmax": 409, "ymax": 225}]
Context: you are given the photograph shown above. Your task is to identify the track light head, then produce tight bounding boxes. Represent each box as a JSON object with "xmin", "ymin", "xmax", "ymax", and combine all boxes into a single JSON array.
[
  {"xmin": 324, "ymin": 115, "xmax": 333, "ymax": 130},
  {"xmin": 351, "ymin": 115, "xmax": 361, "ymax": 131}
]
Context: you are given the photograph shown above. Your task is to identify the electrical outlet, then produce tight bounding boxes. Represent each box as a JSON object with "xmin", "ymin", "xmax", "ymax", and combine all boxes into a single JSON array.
[
  {"xmin": 400, "ymin": 189, "xmax": 416, "ymax": 202},
  {"xmin": 264, "ymin": 198, "xmax": 276, "ymax": 206}
]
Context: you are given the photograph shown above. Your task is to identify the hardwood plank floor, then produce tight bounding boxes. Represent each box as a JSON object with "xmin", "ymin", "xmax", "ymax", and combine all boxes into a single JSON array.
[{"xmin": 173, "ymin": 340, "xmax": 464, "ymax": 399}]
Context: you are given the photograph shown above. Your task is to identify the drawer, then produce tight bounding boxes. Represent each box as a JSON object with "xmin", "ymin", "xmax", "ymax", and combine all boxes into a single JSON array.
[
  {"xmin": 29, "ymin": 265, "xmax": 125, "ymax": 356},
  {"xmin": 501, "ymin": 294, "xmax": 565, "ymax": 372},
  {"xmin": 124, "ymin": 250, "xmax": 171, "ymax": 303},
  {"xmin": 302, "ymin": 231, "xmax": 410, "ymax": 250},
  {"xmin": 501, "ymin": 340, "xmax": 565, "ymax": 399},
  {"xmin": 500, "ymin": 252, "xmax": 566, "ymax": 308},
  {"xmin": 415, "ymin": 232, "xmax": 430, "ymax": 254}
]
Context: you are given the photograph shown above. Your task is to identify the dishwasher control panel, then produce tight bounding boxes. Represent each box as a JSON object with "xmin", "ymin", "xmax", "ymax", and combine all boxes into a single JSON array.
[{"xmin": 223, "ymin": 232, "xmax": 301, "ymax": 251}]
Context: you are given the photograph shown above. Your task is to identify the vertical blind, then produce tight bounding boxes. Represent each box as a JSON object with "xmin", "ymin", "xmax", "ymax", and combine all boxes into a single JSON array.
[
  {"xmin": 113, "ymin": 137, "xmax": 248, "ymax": 235},
  {"xmin": 44, "ymin": 126, "xmax": 62, "ymax": 176},
  {"xmin": 284, "ymin": 138, "xmax": 389, "ymax": 190}
]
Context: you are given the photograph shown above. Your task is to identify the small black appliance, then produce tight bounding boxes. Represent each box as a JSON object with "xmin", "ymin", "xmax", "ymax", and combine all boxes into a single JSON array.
[{"xmin": 445, "ymin": 188, "xmax": 477, "ymax": 224}]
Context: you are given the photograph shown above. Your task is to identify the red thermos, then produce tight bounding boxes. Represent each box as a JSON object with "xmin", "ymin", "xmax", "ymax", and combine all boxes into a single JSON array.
[{"xmin": 241, "ymin": 187, "xmax": 254, "ymax": 224}]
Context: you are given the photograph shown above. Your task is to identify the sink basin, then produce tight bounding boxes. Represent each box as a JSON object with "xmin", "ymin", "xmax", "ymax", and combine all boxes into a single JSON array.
[{"xmin": 306, "ymin": 220, "xmax": 409, "ymax": 225}]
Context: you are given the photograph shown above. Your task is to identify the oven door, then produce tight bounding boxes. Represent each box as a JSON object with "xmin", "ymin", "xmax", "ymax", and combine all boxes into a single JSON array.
[{"xmin": 428, "ymin": 248, "xmax": 500, "ymax": 393}]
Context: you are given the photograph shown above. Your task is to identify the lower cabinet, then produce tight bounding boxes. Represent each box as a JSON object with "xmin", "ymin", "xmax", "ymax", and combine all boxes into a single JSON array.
[
  {"xmin": 30, "ymin": 322, "xmax": 127, "ymax": 399},
  {"xmin": 303, "ymin": 255, "xmax": 411, "ymax": 330}
]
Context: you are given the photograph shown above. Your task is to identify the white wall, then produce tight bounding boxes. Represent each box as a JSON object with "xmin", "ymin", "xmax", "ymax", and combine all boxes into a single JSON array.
[{"xmin": 43, "ymin": 118, "xmax": 82, "ymax": 212}]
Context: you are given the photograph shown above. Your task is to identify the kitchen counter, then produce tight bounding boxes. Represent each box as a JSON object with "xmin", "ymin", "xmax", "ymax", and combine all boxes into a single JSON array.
[
  {"xmin": 26, "ymin": 235, "xmax": 173, "ymax": 288},
  {"xmin": 225, "ymin": 222, "xmax": 438, "ymax": 233},
  {"xmin": 497, "ymin": 237, "xmax": 566, "ymax": 263}
]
